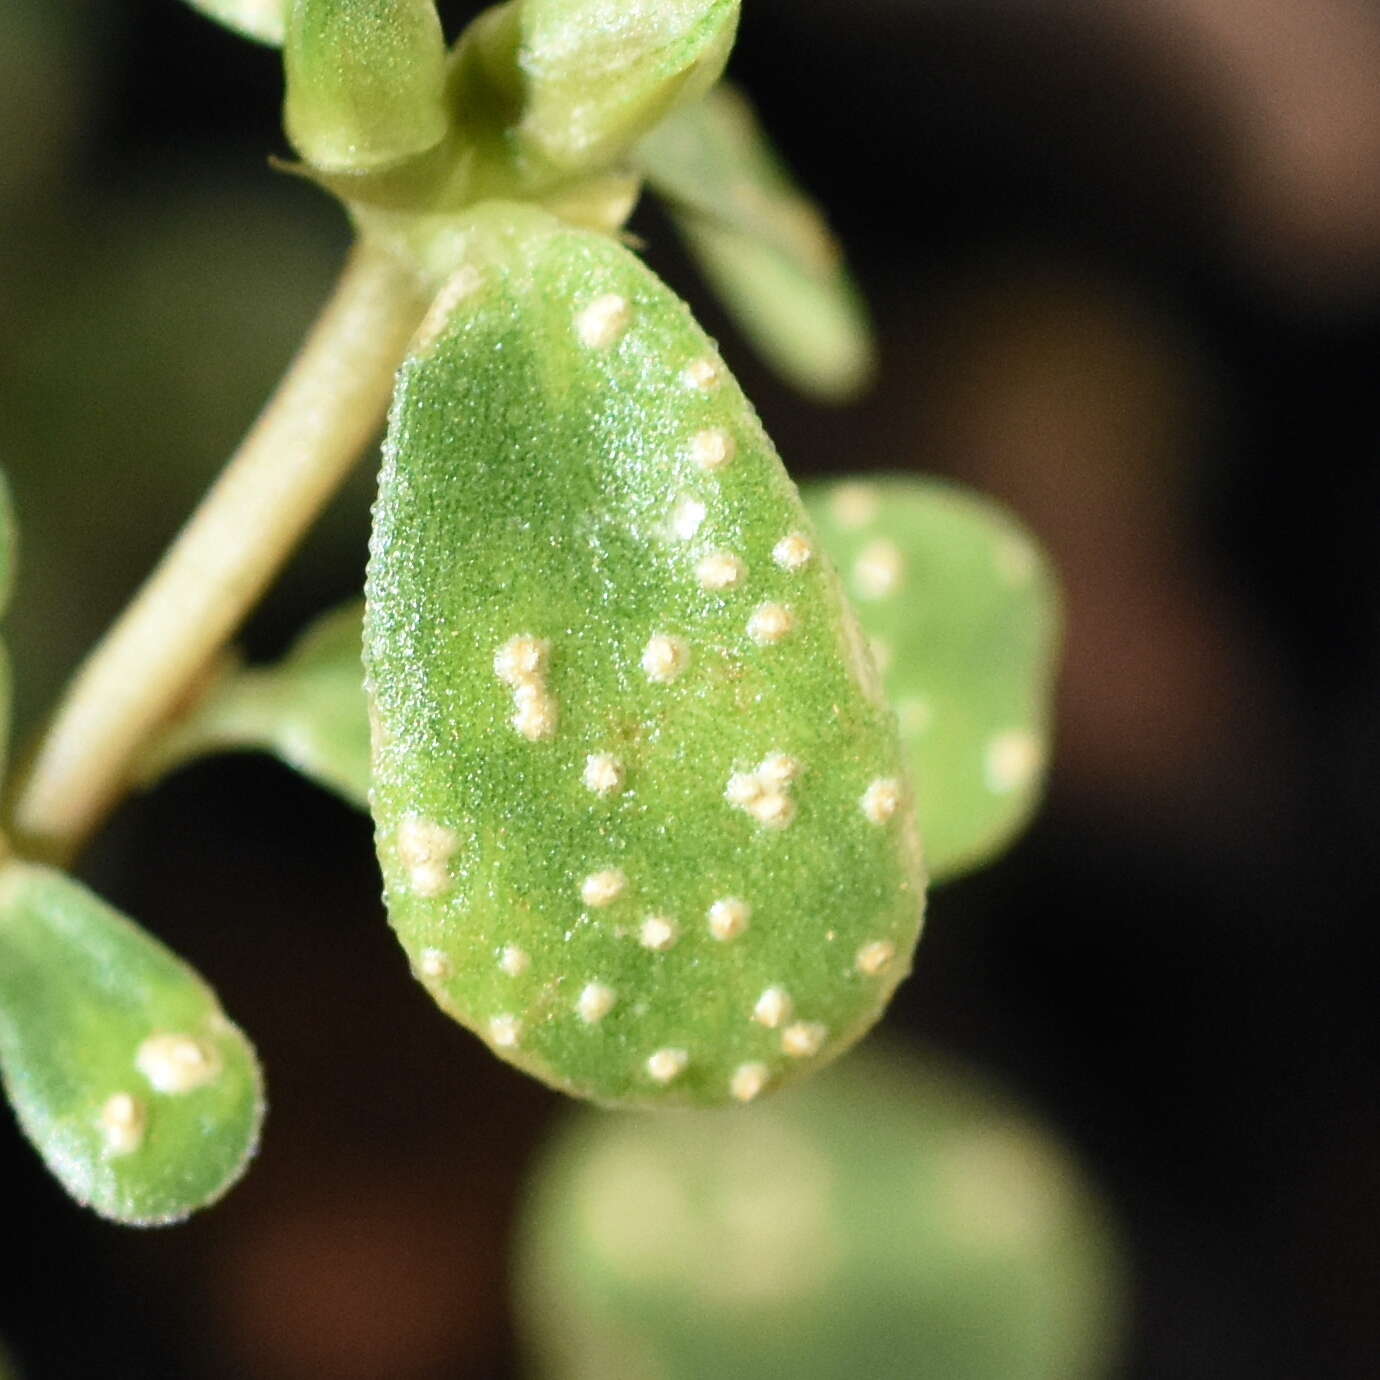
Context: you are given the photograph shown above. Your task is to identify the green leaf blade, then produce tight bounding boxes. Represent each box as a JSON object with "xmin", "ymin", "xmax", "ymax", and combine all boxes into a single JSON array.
[
  {"xmin": 180, "ymin": 0, "xmax": 288, "ymax": 46},
  {"xmin": 515, "ymin": 0, "xmax": 739, "ymax": 172},
  {"xmin": 804, "ymin": 477, "xmax": 1061, "ymax": 882},
  {"xmin": 0, "ymin": 864, "xmax": 264, "ymax": 1225},
  {"xmin": 366, "ymin": 203, "xmax": 923, "ymax": 1108},
  {"xmin": 638, "ymin": 86, "xmax": 875, "ymax": 401}
]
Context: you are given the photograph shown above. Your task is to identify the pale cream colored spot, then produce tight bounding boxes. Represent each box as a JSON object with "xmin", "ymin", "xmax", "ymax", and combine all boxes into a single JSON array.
[
  {"xmin": 690, "ymin": 427, "xmax": 736, "ymax": 472},
  {"xmin": 831, "ymin": 482, "xmax": 878, "ymax": 529},
  {"xmin": 984, "ymin": 730, "xmax": 1043, "ymax": 795},
  {"xmin": 641, "ymin": 634, "xmax": 689, "ymax": 683},
  {"xmin": 730, "ymin": 1062, "xmax": 770, "ymax": 1103},
  {"xmin": 396, "ymin": 815, "xmax": 458, "ymax": 898},
  {"xmin": 936, "ymin": 1127, "xmax": 1067, "ymax": 1251},
  {"xmin": 758, "ymin": 752, "xmax": 801, "ymax": 786},
  {"xmin": 995, "ymin": 534, "xmax": 1037, "ymax": 584},
  {"xmin": 135, "ymin": 1033, "xmax": 221, "ymax": 1095},
  {"xmin": 489, "ymin": 1014, "xmax": 522, "ymax": 1048},
  {"xmin": 583, "ymin": 753, "xmax": 624, "ymax": 797},
  {"xmin": 413, "ymin": 265, "xmax": 483, "ymax": 352},
  {"xmin": 781, "ymin": 1021, "xmax": 828, "ymax": 1058},
  {"xmin": 646, "ymin": 1048, "xmax": 689, "ymax": 1084},
  {"xmin": 575, "ymin": 292, "xmax": 632, "ymax": 349},
  {"xmin": 99, "ymin": 1092, "xmax": 146, "ymax": 1156},
  {"xmin": 707, "ymin": 897, "xmax": 751, "ymax": 941},
  {"xmin": 695, "ymin": 550, "xmax": 746, "ymax": 591},
  {"xmin": 499, "ymin": 944, "xmax": 530, "ymax": 977},
  {"xmin": 753, "ymin": 987, "xmax": 793, "ymax": 1028},
  {"xmin": 418, "ymin": 948, "xmax": 451, "ymax": 980},
  {"xmin": 681, "ymin": 357, "xmax": 721, "ymax": 391},
  {"xmin": 748, "ymin": 790, "xmax": 796, "ymax": 829},
  {"xmin": 639, "ymin": 915, "xmax": 679, "ymax": 952},
  {"xmin": 724, "ymin": 772, "xmax": 763, "ymax": 808},
  {"xmin": 577, "ymin": 982, "xmax": 617, "ymax": 1024},
  {"xmin": 581, "ymin": 868, "xmax": 628, "ymax": 908},
  {"xmin": 512, "ymin": 683, "xmax": 558, "ymax": 741},
  {"xmin": 853, "ymin": 538, "xmax": 904, "ymax": 599},
  {"xmin": 772, "ymin": 532, "xmax": 814, "ymax": 572},
  {"xmin": 855, "ymin": 940, "xmax": 897, "ymax": 976},
  {"xmin": 861, "ymin": 777, "xmax": 902, "ymax": 825},
  {"xmin": 671, "ymin": 493, "xmax": 707, "ymax": 540},
  {"xmin": 493, "ymin": 635, "xmax": 550, "ymax": 685},
  {"xmin": 899, "ymin": 696, "xmax": 933, "ymax": 736},
  {"xmin": 747, "ymin": 602, "xmax": 795, "ymax": 645}
]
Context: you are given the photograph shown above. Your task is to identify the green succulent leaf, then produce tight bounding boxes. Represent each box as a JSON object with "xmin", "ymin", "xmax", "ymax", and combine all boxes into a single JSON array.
[
  {"xmin": 139, "ymin": 601, "xmax": 370, "ymax": 810},
  {"xmin": 511, "ymin": 0, "xmax": 739, "ymax": 173},
  {"xmin": 804, "ymin": 477, "xmax": 1061, "ymax": 882},
  {"xmin": 284, "ymin": 0, "xmax": 450, "ymax": 173},
  {"xmin": 516, "ymin": 1043, "xmax": 1126, "ymax": 1380},
  {"xmin": 180, "ymin": 0, "xmax": 288, "ymax": 46},
  {"xmin": 637, "ymin": 85, "xmax": 874, "ymax": 401},
  {"xmin": 366, "ymin": 201, "xmax": 924, "ymax": 1108},
  {"xmin": 0, "ymin": 862, "xmax": 264, "ymax": 1225}
]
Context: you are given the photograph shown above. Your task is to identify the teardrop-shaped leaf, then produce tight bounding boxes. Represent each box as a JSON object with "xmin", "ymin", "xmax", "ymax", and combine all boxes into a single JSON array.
[
  {"xmin": 804, "ymin": 477, "xmax": 1061, "ymax": 882},
  {"xmin": 180, "ymin": 0, "xmax": 287, "ymax": 46},
  {"xmin": 516, "ymin": 1043, "xmax": 1126, "ymax": 1380},
  {"xmin": 366, "ymin": 202, "xmax": 924, "ymax": 1108},
  {"xmin": 638, "ymin": 85, "xmax": 874, "ymax": 401},
  {"xmin": 513, "ymin": 0, "xmax": 739, "ymax": 173},
  {"xmin": 139, "ymin": 601, "xmax": 370, "ymax": 810},
  {"xmin": 0, "ymin": 862, "xmax": 264, "ymax": 1225},
  {"xmin": 284, "ymin": 0, "xmax": 449, "ymax": 173}
]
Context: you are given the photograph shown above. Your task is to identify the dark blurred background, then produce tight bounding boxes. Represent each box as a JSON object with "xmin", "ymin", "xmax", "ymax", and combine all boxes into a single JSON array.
[{"xmin": 3, "ymin": 0, "xmax": 1378, "ymax": 1375}]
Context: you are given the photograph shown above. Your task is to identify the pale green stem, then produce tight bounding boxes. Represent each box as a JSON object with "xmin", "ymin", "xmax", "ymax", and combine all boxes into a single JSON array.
[{"xmin": 11, "ymin": 239, "xmax": 431, "ymax": 863}]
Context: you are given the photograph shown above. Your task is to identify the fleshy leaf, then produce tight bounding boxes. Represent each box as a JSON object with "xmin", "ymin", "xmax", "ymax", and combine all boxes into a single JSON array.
[
  {"xmin": 180, "ymin": 0, "xmax": 288, "ymax": 46},
  {"xmin": 516, "ymin": 1043, "xmax": 1126, "ymax": 1380},
  {"xmin": 638, "ymin": 85, "xmax": 874, "ymax": 401},
  {"xmin": 366, "ymin": 202, "xmax": 924, "ymax": 1108},
  {"xmin": 140, "ymin": 601, "xmax": 370, "ymax": 810},
  {"xmin": 0, "ymin": 863, "xmax": 264, "ymax": 1225},
  {"xmin": 804, "ymin": 477, "xmax": 1061, "ymax": 882},
  {"xmin": 0, "ymin": 468, "xmax": 15, "ymax": 618},
  {"xmin": 513, "ymin": 0, "xmax": 739, "ymax": 173},
  {"xmin": 284, "ymin": 0, "xmax": 449, "ymax": 173}
]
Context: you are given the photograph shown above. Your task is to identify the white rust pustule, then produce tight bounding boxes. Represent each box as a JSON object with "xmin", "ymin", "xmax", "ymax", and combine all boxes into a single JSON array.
[
  {"xmin": 99, "ymin": 1092, "xmax": 146, "ymax": 1156},
  {"xmin": 641, "ymin": 634, "xmax": 689, "ymax": 683},
  {"xmin": 747, "ymin": 602, "xmax": 795, "ymax": 646},
  {"xmin": 639, "ymin": 915, "xmax": 680, "ymax": 952},
  {"xmin": 855, "ymin": 940, "xmax": 897, "ymax": 976},
  {"xmin": 726, "ymin": 753, "xmax": 803, "ymax": 830},
  {"xmin": 583, "ymin": 753, "xmax": 625, "ymax": 797},
  {"xmin": 396, "ymin": 815, "xmax": 459, "ymax": 898},
  {"xmin": 418, "ymin": 948, "xmax": 451, "ymax": 980},
  {"xmin": 730, "ymin": 1062, "xmax": 770, "ymax": 1103},
  {"xmin": 577, "ymin": 982, "xmax": 617, "ymax": 1024},
  {"xmin": 752, "ymin": 986, "xmax": 793, "ymax": 1029},
  {"xmin": 772, "ymin": 532, "xmax": 814, "ymax": 572},
  {"xmin": 832, "ymin": 482, "xmax": 879, "ymax": 529},
  {"xmin": 696, "ymin": 550, "xmax": 747, "ymax": 591},
  {"xmin": 707, "ymin": 897, "xmax": 751, "ymax": 941},
  {"xmin": 690, "ymin": 427, "xmax": 736, "ymax": 472},
  {"xmin": 646, "ymin": 1048, "xmax": 689, "ymax": 1084},
  {"xmin": 670, "ymin": 493, "xmax": 707, "ymax": 540},
  {"xmin": 489, "ymin": 1014, "xmax": 523, "ymax": 1048},
  {"xmin": 575, "ymin": 292, "xmax": 632, "ymax": 349},
  {"xmin": 853, "ymin": 538, "xmax": 905, "ymax": 599},
  {"xmin": 499, "ymin": 944, "xmax": 531, "ymax": 976},
  {"xmin": 136, "ymin": 1033, "xmax": 221, "ymax": 1095},
  {"xmin": 681, "ymin": 357, "xmax": 722, "ymax": 391},
  {"xmin": 413, "ymin": 265, "xmax": 484, "ymax": 353},
  {"xmin": 494, "ymin": 634, "xmax": 558, "ymax": 742},
  {"xmin": 581, "ymin": 869, "xmax": 628, "ymax": 908},
  {"xmin": 985, "ymin": 730, "xmax": 1043, "ymax": 795},
  {"xmin": 860, "ymin": 778, "xmax": 902, "ymax": 825},
  {"xmin": 781, "ymin": 1021, "xmax": 828, "ymax": 1058}
]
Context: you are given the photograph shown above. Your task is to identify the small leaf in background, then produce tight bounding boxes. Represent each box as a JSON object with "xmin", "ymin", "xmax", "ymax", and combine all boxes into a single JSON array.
[
  {"xmin": 805, "ymin": 476, "xmax": 1061, "ymax": 882},
  {"xmin": 514, "ymin": 0, "xmax": 739, "ymax": 173},
  {"xmin": 367, "ymin": 202, "xmax": 923, "ymax": 1108},
  {"xmin": 0, "ymin": 863, "xmax": 264, "ymax": 1225},
  {"xmin": 638, "ymin": 85, "xmax": 875, "ymax": 402},
  {"xmin": 140, "ymin": 601, "xmax": 370, "ymax": 810},
  {"xmin": 0, "ymin": 470, "xmax": 17, "ymax": 792},
  {"xmin": 179, "ymin": 0, "xmax": 287, "ymax": 46},
  {"xmin": 515, "ymin": 1043, "xmax": 1126, "ymax": 1380},
  {"xmin": 284, "ymin": 0, "xmax": 450, "ymax": 173}
]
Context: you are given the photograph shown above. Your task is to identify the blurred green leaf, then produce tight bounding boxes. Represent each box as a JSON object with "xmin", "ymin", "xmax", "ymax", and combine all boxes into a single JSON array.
[
  {"xmin": 516, "ymin": 1042, "xmax": 1126, "ymax": 1380},
  {"xmin": 285, "ymin": 0, "xmax": 449, "ymax": 173},
  {"xmin": 141, "ymin": 600, "xmax": 369, "ymax": 809},
  {"xmin": 804, "ymin": 477, "xmax": 1061, "ymax": 882},
  {"xmin": 638, "ymin": 85, "xmax": 874, "ymax": 401},
  {"xmin": 0, "ymin": 862, "xmax": 264, "ymax": 1225},
  {"xmin": 179, "ymin": 0, "xmax": 287, "ymax": 46},
  {"xmin": 366, "ymin": 201, "xmax": 921, "ymax": 1107},
  {"xmin": 513, "ymin": 0, "xmax": 739, "ymax": 173}
]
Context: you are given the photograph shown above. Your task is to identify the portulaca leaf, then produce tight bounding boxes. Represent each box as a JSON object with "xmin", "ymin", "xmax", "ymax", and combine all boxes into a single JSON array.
[
  {"xmin": 638, "ymin": 85, "xmax": 874, "ymax": 401},
  {"xmin": 0, "ymin": 863, "xmax": 264, "ymax": 1225},
  {"xmin": 179, "ymin": 0, "xmax": 287, "ymax": 46},
  {"xmin": 804, "ymin": 477, "xmax": 1061, "ymax": 881},
  {"xmin": 366, "ymin": 202, "xmax": 924, "ymax": 1108}
]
